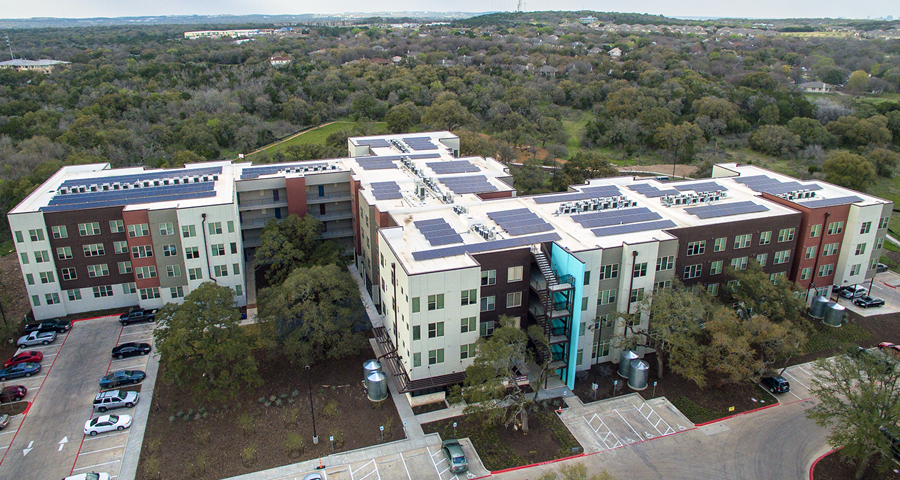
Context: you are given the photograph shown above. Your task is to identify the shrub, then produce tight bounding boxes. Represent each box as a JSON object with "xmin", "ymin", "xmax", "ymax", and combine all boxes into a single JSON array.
[
  {"xmin": 275, "ymin": 399, "xmax": 283, "ymax": 407},
  {"xmin": 257, "ymin": 397, "xmax": 266, "ymax": 404},
  {"xmin": 292, "ymin": 389, "xmax": 300, "ymax": 397},
  {"xmin": 323, "ymin": 399, "xmax": 340, "ymax": 418},
  {"xmin": 145, "ymin": 437, "xmax": 161, "ymax": 455},
  {"xmin": 279, "ymin": 393, "xmax": 289, "ymax": 399},
  {"xmin": 143, "ymin": 456, "xmax": 161, "ymax": 480},
  {"xmin": 237, "ymin": 412, "xmax": 255, "ymax": 436},
  {"xmin": 241, "ymin": 444, "xmax": 257, "ymax": 466},
  {"xmin": 196, "ymin": 428, "xmax": 210, "ymax": 445},
  {"xmin": 270, "ymin": 395, "xmax": 277, "ymax": 402},
  {"xmin": 285, "ymin": 407, "xmax": 300, "ymax": 426},
  {"xmin": 284, "ymin": 431, "xmax": 305, "ymax": 457}
]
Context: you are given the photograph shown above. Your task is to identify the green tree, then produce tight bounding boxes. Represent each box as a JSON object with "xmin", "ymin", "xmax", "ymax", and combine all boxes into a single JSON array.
[
  {"xmin": 692, "ymin": 97, "xmax": 745, "ymax": 133},
  {"xmin": 868, "ymin": 148, "xmax": 900, "ymax": 178},
  {"xmin": 847, "ymin": 70, "xmax": 870, "ymax": 92},
  {"xmin": 807, "ymin": 350, "xmax": 900, "ymax": 480},
  {"xmin": 551, "ymin": 150, "xmax": 619, "ymax": 191},
  {"xmin": 257, "ymin": 264, "xmax": 366, "ymax": 366},
  {"xmin": 385, "ymin": 102, "xmax": 422, "ymax": 134},
  {"xmin": 653, "ymin": 122, "xmax": 706, "ymax": 161},
  {"xmin": 748, "ymin": 125, "xmax": 802, "ymax": 157},
  {"xmin": 826, "ymin": 116, "xmax": 893, "ymax": 148},
  {"xmin": 254, "ymin": 215, "xmax": 343, "ymax": 284},
  {"xmin": 153, "ymin": 282, "xmax": 261, "ymax": 402},
  {"xmin": 822, "ymin": 151, "xmax": 878, "ymax": 192},
  {"xmin": 422, "ymin": 95, "xmax": 476, "ymax": 131},
  {"xmin": 723, "ymin": 261, "xmax": 807, "ymax": 325},
  {"xmin": 786, "ymin": 117, "xmax": 836, "ymax": 147}
]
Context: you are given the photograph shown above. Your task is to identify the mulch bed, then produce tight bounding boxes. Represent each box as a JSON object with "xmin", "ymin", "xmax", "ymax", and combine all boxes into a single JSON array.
[
  {"xmin": 812, "ymin": 450, "xmax": 900, "ymax": 480},
  {"xmin": 422, "ymin": 406, "xmax": 581, "ymax": 471},
  {"xmin": 412, "ymin": 401, "xmax": 448, "ymax": 416},
  {"xmin": 136, "ymin": 351, "xmax": 403, "ymax": 480}
]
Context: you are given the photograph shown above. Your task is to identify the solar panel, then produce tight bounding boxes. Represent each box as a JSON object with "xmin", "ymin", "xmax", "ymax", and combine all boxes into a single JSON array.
[
  {"xmin": 413, "ymin": 219, "xmax": 463, "ymax": 246},
  {"xmin": 591, "ymin": 219, "xmax": 677, "ymax": 237},
  {"xmin": 581, "ymin": 185, "xmax": 622, "ymax": 197},
  {"xmin": 370, "ymin": 181, "xmax": 403, "ymax": 200},
  {"xmin": 356, "ymin": 158, "xmax": 398, "ymax": 170},
  {"xmin": 486, "ymin": 208, "xmax": 553, "ymax": 236},
  {"xmin": 531, "ymin": 186, "xmax": 623, "ymax": 204},
  {"xmin": 684, "ymin": 201, "xmax": 770, "ymax": 219},
  {"xmin": 673, "ymin": 181, "xmax": 724, "ymax": 193},
  {"xmin": 440, "ymin": 176, "xmax": 497, "ymax": 195},
  {"xmin": 59, "ymin": 166, "xmax": 222, "ymax": 190},
  {"xmin": 42, "ymin": 183, "xmax": 217, "ymax": 212},
  {"xmin": 733, "ymin": 175, "xmax": 776, "ymax": 186},
  {"xmin": 572, "ymin": 207, "xmax": 662, "ymax": 228},
  {"xmin": 411, "ymin": 232, "xmax": 561, "ymax": 261},
  {"xmin": 625, "ymin": 183, "xmax": 679, "ymax": 198},
  {"xmin": 796, "ymin": 196, "xmax": 864, "ymax": 208},
  {"xmin": 355, "ymin": 153, "xmax": 442, "ymax": 163},
  {"xmin": 426, "ymin": 161, "xmax": 479, "ymax": 174},
  {"xmin": 240, "ymin": 162, "xmax": 331, "ymax": 179},
  {"xmin": 355, "ymin": 139, "xmax": 391, "ymax": 148}
]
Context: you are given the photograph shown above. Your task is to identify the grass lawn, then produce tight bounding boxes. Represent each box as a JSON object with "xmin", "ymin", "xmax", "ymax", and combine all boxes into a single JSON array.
[
  {"xmin": 562, "ymin": 111, "xmax": 591, "ymax": 153},
  {"xmin": 246, "ymin": 121, "xmax": 387, "ymax": 161}
]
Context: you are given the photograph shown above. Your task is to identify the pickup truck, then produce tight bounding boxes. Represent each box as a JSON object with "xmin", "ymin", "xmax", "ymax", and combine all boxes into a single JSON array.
[
  {"xmin": 16, "ymin": 330, "xmax": 57, "ymax": 348},
  {"xmin": 118, "ymin": 308, "xmax": 157, "ymax": 326},
  {"xmin": 24, "ymin": 318, "xmax": 70, "ymax": 334}
]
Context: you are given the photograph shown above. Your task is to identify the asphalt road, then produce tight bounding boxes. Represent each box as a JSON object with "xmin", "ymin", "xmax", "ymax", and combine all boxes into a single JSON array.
[{"xmin": 0, "ymin": 316, "xmax": 122, "ymax": 479}]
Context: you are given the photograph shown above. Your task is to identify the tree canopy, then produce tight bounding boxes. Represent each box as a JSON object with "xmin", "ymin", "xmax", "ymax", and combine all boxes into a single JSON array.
[{"xmin": 254, "ymin": 214, "xmax": 343, "ymax": 284}]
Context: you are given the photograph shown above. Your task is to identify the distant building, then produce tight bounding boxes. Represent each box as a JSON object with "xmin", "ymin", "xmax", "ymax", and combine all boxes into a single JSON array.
[
  {"xmin": 0, "ymin": 59, "xmax": 69, "ymax": 74},
  {"xmin": 184, "ymin": 29, "xmax": 274, "ymax": 39},
  {"xmin": 579, "ymin": 16, "xmax": 597, "ymax": 24},
  {"xmin": 608, "ymin": 47, "xmax": 623, "ymax": 58},
  {"xmin": 797, "ymin": 81, "xmax": 836, "ymax": 93},
  {"xmin": 269, "ymin": 56, "xmax": 291, "ymax": 67}
]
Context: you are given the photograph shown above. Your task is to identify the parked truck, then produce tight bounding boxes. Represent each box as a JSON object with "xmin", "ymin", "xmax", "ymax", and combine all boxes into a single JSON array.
[{"xmin": 118, "ymin": 308, "xmax": 157, "ymax": 326}]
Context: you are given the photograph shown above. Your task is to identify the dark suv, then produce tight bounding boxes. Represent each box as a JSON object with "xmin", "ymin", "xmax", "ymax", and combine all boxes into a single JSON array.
[
  {"xmin": 761, "ymin": 376, "xmax": 791, "ymax": 394},
  {"xmin": 24, "ymin": 318, "xmax": 70, "ymax": 334}
]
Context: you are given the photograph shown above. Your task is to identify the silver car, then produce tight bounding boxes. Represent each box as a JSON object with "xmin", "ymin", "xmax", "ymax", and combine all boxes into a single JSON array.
[{"xmin": 16, "ymin": 330, "xmax": 56, "ymax": 348}]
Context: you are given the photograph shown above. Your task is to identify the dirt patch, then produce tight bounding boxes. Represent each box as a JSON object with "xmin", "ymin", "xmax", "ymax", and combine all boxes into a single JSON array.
[
  {"xmin": 0, "ymin": 401, "xmax": 28, "ymax": 416},
  {"xmin": 412, "ymin": 401, "xmax": 447, "ymax": 416},
  {"xmin": 617, "ymin": 164, "xmax": 698, "ymax": 178},
  {"xmin": 812, "ymin": 449, "xmax": 900, "ymax": 480},
  {"xmin": 136, "ymin": 351, "xmax": 403, "ymax": 480}
]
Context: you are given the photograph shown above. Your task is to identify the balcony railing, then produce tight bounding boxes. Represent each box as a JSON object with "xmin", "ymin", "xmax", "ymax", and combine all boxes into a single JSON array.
[
  {"xmin": 307, "ymin": 192, "xmax": 351, "ymax": 204},
  {"xmin": 321, "ymin": 228, "xmax": 354, "ymax": 239},
  {"xmin": 310, "ymin": 209, "xmax": 353, "ymax": 221},
  {"xmin": 238, "ymin": 198, "xmax": 288, "ymax": 210}
]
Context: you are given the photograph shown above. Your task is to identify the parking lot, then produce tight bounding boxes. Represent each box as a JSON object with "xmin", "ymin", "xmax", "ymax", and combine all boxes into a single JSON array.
[
  {"xmin": 0, "ymin": 314, "xmax": 156, "ymax": 480},
  {"xmin": 767, "ymin": 360, "xmax": 821, "ymax": 404}
]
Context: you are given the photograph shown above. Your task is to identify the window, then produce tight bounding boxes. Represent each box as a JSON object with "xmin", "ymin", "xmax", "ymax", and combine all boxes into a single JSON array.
[
  {"xmin": 683, "ymin": 264, "xmax": 702, "ymax": 279},
  {"xmin": 131, "ymin": 245, "xmax": 153, "ymax": 258},
  {"xmin": 827, "ymin": 221, "xmax": 844, "ymax": 235},
  {"xmin": 233, "ymin": 263, "xmax": 240, "ymax": 275},
  {"xmin": 460, "ymin": 289, "xmax": 477, "ymax": 306},
  {"xmin": 182, "ymin": 225, "xmax": 196, "ymax": 238},
  {"xmin": 860, "ymin": 222, "xmax": 872, "ymax": 235},
  {"xmin": 31, "ymin": 295, "xmax": 39, "ymax": 307},
  {"xmin": 34, "ymin": 250, "xmax": 49, "ymax": 263},
  {"xmin": 730, "ymin": 257, "xmax": 748, "ymax": 270},
  {"xmin": 707, "ymin": 283, "xmax": 719, "ymax": 296},
  {"xmin": 109, "ymin": 220, "xmax": 125, "ymax": 233},
  {"xmin": 778, "ymin": 228, "xmax": 795, "ymax": 243},
  {"xmin": 709, "ymin": 260, "xmax": 723, "ymax": 275},
  {"xmin": 507, "ymin": 291, "xmax": 523, "ymax": 308},
  {"xmin": 227, "ymin": 221, "xmax": 235, "ymax": 233},
  {"xmin": 87, "ymin": 264, "xmax": 109, "ymax": 278},
  {"xmin": 92, "ymin": 285, "xmax": 113, "ymax": 298},
  {"xmin": 235, "ymin": 285, "xmax": 243, "ymax": 296},
  {"xmin": 230, "ymin": 243, "xmax": 238, "ymax": 254},
  {"xmin": 25, "ymin": 274, "xmax": 34, "ymax": 285},
  {"xmin": 800, "ymin": 267, "xmax": 812, "ymax": 280},
  {"xmin": 83, "ymin": 243, "xmax": 105, "ymax": 257},
  {"xmin": 412, "ymin": 325, "xmax": 421, "ymax": 341},
  {"xmin": 185, "ymin": 247, "xmax": 200, "ymax": 259},
  {"xmin": 67, "ymin": 289, "xmax": 81, "ymax": 301},
  {"xmin": 508, "ymin": 266, "xmax": 523, "ymax": 282},
  {"xmin": 61, "ymin": 267, "xmax": 77, "ymax": 281},
  {"xmin": 656, "ymin": 256, "xmax": 674, "ymax": 271},
  {"xmin": 654, "ymin": 280, "xmax": 672, "ymax": 291},
  {"xmin": 598, "ymin": 289, "xmax": 616, "ymax": 306},
  {"xmin": 633, "ymin": 262, "xmax": 648, "ymax": 278},
  {"xmin": 481, "ymin": 269, "xmax": 496, "ymax": 286},
  {"xmin": 45, "ymin": 293, "xmax": 60, "ymax": 305},
  {"xmin": 213, "ymin": 265, "xmax": 228, "ymax": 277},
  {"xmin": 880, "ymin": 217, "xmax": 890, "ymax": 229},
  {"xmin": 427, "ymin": 294, "xmax": 444, "ymax": 311},
  {"xmin": 876, "ymin": 238, "xmax": 885, "ymax": 250},
  {"xmin": 428, "ymin": 322, "xmax": 444, "ymax": 338},
  {"xmin": 170, "ymin": 287, "xmax": 184, "ymax": 298},
  {"xmin": 593, "ymin": 340, "xmax": 611, "ymax": 359},
  {"xmin": 127, "ymin": 223, "xmax": 149, "ymax": 237},
  {"xmin": 759, "ymin": 231, "xmax": 771, "ymax": 245},
  {"xmin": 769, "ymin": 272, "xmax": 786, "ymax": 283},
  {"xmin": 14, "ymin": 231, "xmax": 22, "ymax": 243},
  {"xmin": 581, "ymin": 297, "xmax": 589, "ymax": 311},
  {"xmin": 428, "ymin": 349, "xmax": 444, "ymax": 365},
  {"xmin": 460, "ymin": 343, "xmax": 476, "ymax": 360},
  {"xmin": 117, "ymin": 261, "xmax": 132, "ymax": 274},
  {"xmin": 818, "ymin": 264, "xmax": 835, "ymax": 277},
  {"xmin": 114, "ymin": 241, "xmax": 128, "ymax": 254},
  {"xmin": 850, "ymin": 264, "xmax": 861, "ymax": 276},
  {"xmin": 823, "ymin": 243, "xmax": 839, "ymax": 256},
  {"xmin": 208, "ymin": 222, "xmax": 222, "ymax": 235},
  {"xmin": 809, "ymin": 224, "xmax": 822, "ymax": 238},
  {"xmin": 123, "ymin": 283, "xmax": 137, "ymax": 294},
  {"xmin": 139, "ymin": 287, "xmax": 161, "ymax": 300},
  {"xmin": 161, "ymin": 245, "xmax": 177, "ymax": 257},
  {"xmin": 461, "ymin": 317, "xmax": 476, "ymax": 333},
  {"xmin": 412, "ymin": 353, "xmax": 421, "ymax": 367},
  {"xmin": 57, "ymin": 247, "xmax": 74, "ymax": 260},
  {"xmin": 855, "ymin": 244, "xmax": 866, "ymax": 255},
  {"xmin": 686, "ymin": 241, "xmax": 706, "ymax": 256},
  {"xmin": 584, "ymin": 271, "xmax": 591, "ymax": 286},
  {"xmin": 599, "ymin": 264, "xmax": 619, "ymax": 280},
  {"xmin": 480, "ymin": 320, "xmax": 495, "ymax": 337},
  {"xmin": 411, "ymin": 297, "xmax": 420, "ymax": 313},
  {"xmin": 773, "ymin": 250, "xmax": 790, "ymax": 265},
  {"xmin": 39, "ymin": 271, "xmax": 55, "ymax": 284},
  {"xmin": 480, "ymin": 295, "xmax": 495, "ymax": 312},
  {"xmin": 188, "ymin": 268, "xmax": 202, "ymax": 280},
  {"xmin": 713, "ymin": 237, "xmax": 727, "ymax": 252},
  {"xmin": 135, "ymin": 266, "xmax": 157, "ymax": 279},
  {"xmin": 734, "ymin": 234, "xmax": 752, "ymax": 249},
  {"xmin": 166, "ymin": 265, "xmax": 182, "ymax": 278},
  {"xmin": 19, "ymin": 252, "xmax": 29, "ymax": 264},
  {"xmin": 805, "ymin": 246, "xmax": 817, "ymax": 259},
  {"xmin": 29, "ymin": 229, "xmax": 45, "ymax": 241},
  {"xmin": 630, "ymin": 288, "xmax": 644, "ymax": 304},
  {"xmin": 159, "ymin": 222, "xmax": 174, "ymax": 236},
  {"xmin": 211, "ymin": 244, "xmax": 225, "ymax": 256},
  {"xmin": 51, "ymin": 225, "xmax": 68, "ymax": 239}
]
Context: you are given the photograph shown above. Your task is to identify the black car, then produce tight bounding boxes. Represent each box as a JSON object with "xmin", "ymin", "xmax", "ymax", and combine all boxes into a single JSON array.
[
  {"xmin": 855, "ymin": 296, "xmax": 886, "ymax": 308},
  {"xmin": 761, "ymin": 376, "xmax": 790, "ymax": 394},
  {"xmin": 111, "ymin": 342, "xmax": 152, "ymax": 359},
  {"xmin": 23, "ymin": 318, "xmax": 70, "ymax": 334}
]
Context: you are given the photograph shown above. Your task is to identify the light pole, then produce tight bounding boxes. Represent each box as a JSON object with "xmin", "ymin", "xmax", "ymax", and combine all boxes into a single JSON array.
[
  {"xmin": 671, "ymin": 142, "xmax": 679, "ymax": 178},
  {"xmin": 305, "ymin": 365, "xmax": 318, "ymax": 444}
]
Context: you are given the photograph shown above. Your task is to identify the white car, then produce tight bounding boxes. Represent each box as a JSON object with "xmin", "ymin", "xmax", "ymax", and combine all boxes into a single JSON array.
[
  {"xmin": 64, "ymin": 473, "xmax": 111, "ymax": 480},
  {"xmin": 84, "ymin": 414, "xmax": 132, "ymax": 436},
  {"xmin": 16, "ymin": 330, "xmax": 56, "ymax": 348},
  {"xmin": 840, "ymin": 285, "xmax": 868, "ymax": 299}
]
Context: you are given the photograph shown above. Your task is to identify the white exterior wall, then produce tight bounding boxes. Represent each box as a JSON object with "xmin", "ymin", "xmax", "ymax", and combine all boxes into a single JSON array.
[
  {"xmin": 9, "ymin": 212, "xmax": 66, "ymax": 319},
  {"xmin": 834, "ymin": 203, "xmax": 882, "ymax": 285}
]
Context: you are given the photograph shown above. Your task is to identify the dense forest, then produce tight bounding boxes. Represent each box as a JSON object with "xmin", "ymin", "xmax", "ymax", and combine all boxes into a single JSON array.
[{"xmin": 1, "ymin": 12, "xmax": 900, "ymax": 238}]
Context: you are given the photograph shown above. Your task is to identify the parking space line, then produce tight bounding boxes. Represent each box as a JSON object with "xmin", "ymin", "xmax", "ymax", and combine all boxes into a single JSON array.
[
  {"xmin": 73, "ymin": 459, "xmax": 120, "ymax": 471},
  {"xmin": 84, "ymin": 431, "xmax": 129, "ymax": 441},
  {"xmin": 797, "ymin": 365, "xmax": 813, "ymax": 376},
  {"xmin": 398, "ymin": 451, "xmax": 412, "ymax": 480},
  {"xmin": 0, "ymin": 430, "xmax": 17, "ymax": 436},
  {"xmin": 781, "ymin": 370, "xmax": 810, "ymax": 390},
  {"xmin": 429, "ymin": 447, "xmax": 448, "ymax": 479},
  {"xmin": 584, "ymin": 413, "xmax": 622, "ymax": 449},
  {"xmin": 636, "ymin": 402, "xmax": 675, "ymax": 436},
  {"xmin": 110, "ymin": 363, "xmax": 148, "ymax": 370},
  {"xmin": 79, "ymin": 444, "xmax": 125, "ymax": 456},
  {"xmin": 615, "ymin": 409, "xmax": 642, "ymax": 439},
  {"xmin": 350, "ymin": 459, "xmax": 380, "ymax": 480}
]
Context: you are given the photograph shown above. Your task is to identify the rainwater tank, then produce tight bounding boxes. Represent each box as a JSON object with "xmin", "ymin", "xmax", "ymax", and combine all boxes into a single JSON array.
[
  {"xmin": 364, "ymin": 359, "xmax": 382, "ymax": 377},
  {"xmin": 628, "ymin": 359, "xmax": 649, "ymax": 390},
  {"xmin": 809, "ymin": 296, "xmax": 830, "ymax": 319},
  {"xmin": 366, "ymin": 371, "xmax": 388, "ymax": 402},
  {"xmin": 823, "ymin": 302, "xmax": 845, "ymax": 327},
  {"xmin": 618, "ymin": 350, "xmax": 639, "ymax": 378}
]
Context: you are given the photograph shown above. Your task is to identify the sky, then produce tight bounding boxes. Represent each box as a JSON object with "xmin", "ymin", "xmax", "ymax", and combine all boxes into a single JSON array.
[{"xmin": 6, "ymin": 0, "xmax": 896, "ymax": 20}]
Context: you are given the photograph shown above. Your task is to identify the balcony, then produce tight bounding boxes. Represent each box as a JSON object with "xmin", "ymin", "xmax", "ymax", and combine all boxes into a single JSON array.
[
  {"xmin": 240, "ymin": 217, "xmax": 275, "ymax": 229},
  {"xmin": 321, "ymin": 228, "xmax": 354, "ymax": 239},
  {"xmin": 239, "ymin": 198, "xmax": 288, "ymax": 211},
  {"xmin": 307, "ymin": 192, "xmax": 351, "ymax": 205},
  {"xmin": 309, "ymin": 209, "xmax": 353, "ymax": 222}
]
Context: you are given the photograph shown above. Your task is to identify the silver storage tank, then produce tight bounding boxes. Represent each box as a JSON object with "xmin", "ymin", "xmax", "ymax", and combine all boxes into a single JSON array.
[
  {"xmin": 618, "ymin": 350, "xmax": 639, "ymax": 378},
  {"xmin": 364, "ymin": 359, "xmax": 382, "ymax": 376},
  {"xmin": 809, "ymin": 296, "xmax": 830, "ymax": 319},
  {"xmin": 823, "ymin": 302, "xmax": 845, "ymax": 327},
  {"xmin": 367, "ymin": 371, "xmax": 388, "ymax": 402},
  {"xmin": 628, "ymin": 359, "xmax": 649, "ymax": 390}
]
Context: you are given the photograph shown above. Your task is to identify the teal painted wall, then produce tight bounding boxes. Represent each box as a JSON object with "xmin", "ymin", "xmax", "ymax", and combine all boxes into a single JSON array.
[{"xmin": 550, "ymin": 243, "xmax": 585, "ymax": 390}]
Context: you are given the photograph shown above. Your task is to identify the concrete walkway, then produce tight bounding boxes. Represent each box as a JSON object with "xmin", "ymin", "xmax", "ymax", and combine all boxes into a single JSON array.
[{"xmin": 117, "ymin": 326, "xmax": 162, "ymax": 480}]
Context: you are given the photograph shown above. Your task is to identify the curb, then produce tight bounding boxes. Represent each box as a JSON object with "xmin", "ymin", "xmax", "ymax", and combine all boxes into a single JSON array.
[
  {"xmin": 490, "ymin": 452, "xmax": 586, "ymax": 475},
  {"xmin": 71, "ymin": 313, "xmax": 126, "ymax": 324},
  {"xmin": 809, "ymin": 448, "xmax": 839, "ymax": 480},
  {"xmin": 693, "ymin": 402, "xmax": 780, "ymax": 427}
]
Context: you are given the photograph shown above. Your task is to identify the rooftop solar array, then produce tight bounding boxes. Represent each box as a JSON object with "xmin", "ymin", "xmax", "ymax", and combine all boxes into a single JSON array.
[
  {"xmin": 427, "ymin": 160, "xmax": 479, "ymax": 175},
  {"xmin": 733, "ymin": 175, "xmax": 824, "ymax": 195},
  {"xmin": 403, "ymin": 137, "xmax": 439, "ymax": 151},
  {"xmin": 355, "ymin": 158, "xmax": 398, "ymax": 170},
  {"xmin": 355, "ymin": 139, "xmax": 391, "ymax": 148},
  {"xmin": 356, "ymin": 152, "xmax": 442, "ymax": 163},
  {"xmin": 59, "ymin": 166, "xmax": 222, "ymax": 190},
  {"xmin": 591, "ymin": 219, "xmax": 677, "ymax": 237},
  {"xmin": 414, "ymin": 218, "xmax": 463, "ymax": 246},
  {"xmin": 486, "ymin": 208, "xmax": 554, "ymax": 236},
  {"xmin": 684, "ymin": 200, "xmax": 770, "ymax": 219},
  {"xmin": 411, "ymin": 232, "xmax": 561, "ymax": 261},
  {"xmin": 531, "ymin": 185, "xmax": 622, "ymax": 204},
  {"xmin": 42, "ymin": 183, "xmax": 216, "ymax": 212},
  {"xmin": 626, "ymin": 183, "xmax": 679, "ymax": 198},
  {"xmin": 796, "ymin": 196, "xmax": 864, "ymax": 208},
  {"xmin": 370, "ymin": 181, "xmax": 403, "ymax": 200},
  {"xmin": 440, "ymin": 176, "xmax": 497, "ymax": 195},
  {"xmin": 572, "ymin": 207, "xmax": 662, "ymax": 229},
  {"xmin": 673, "ymin": 181, "xmax": 725, "ymax": 193},
  {"xmin": 240, "ymin": 163, "xmax": 330, "ymax": 180}
]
